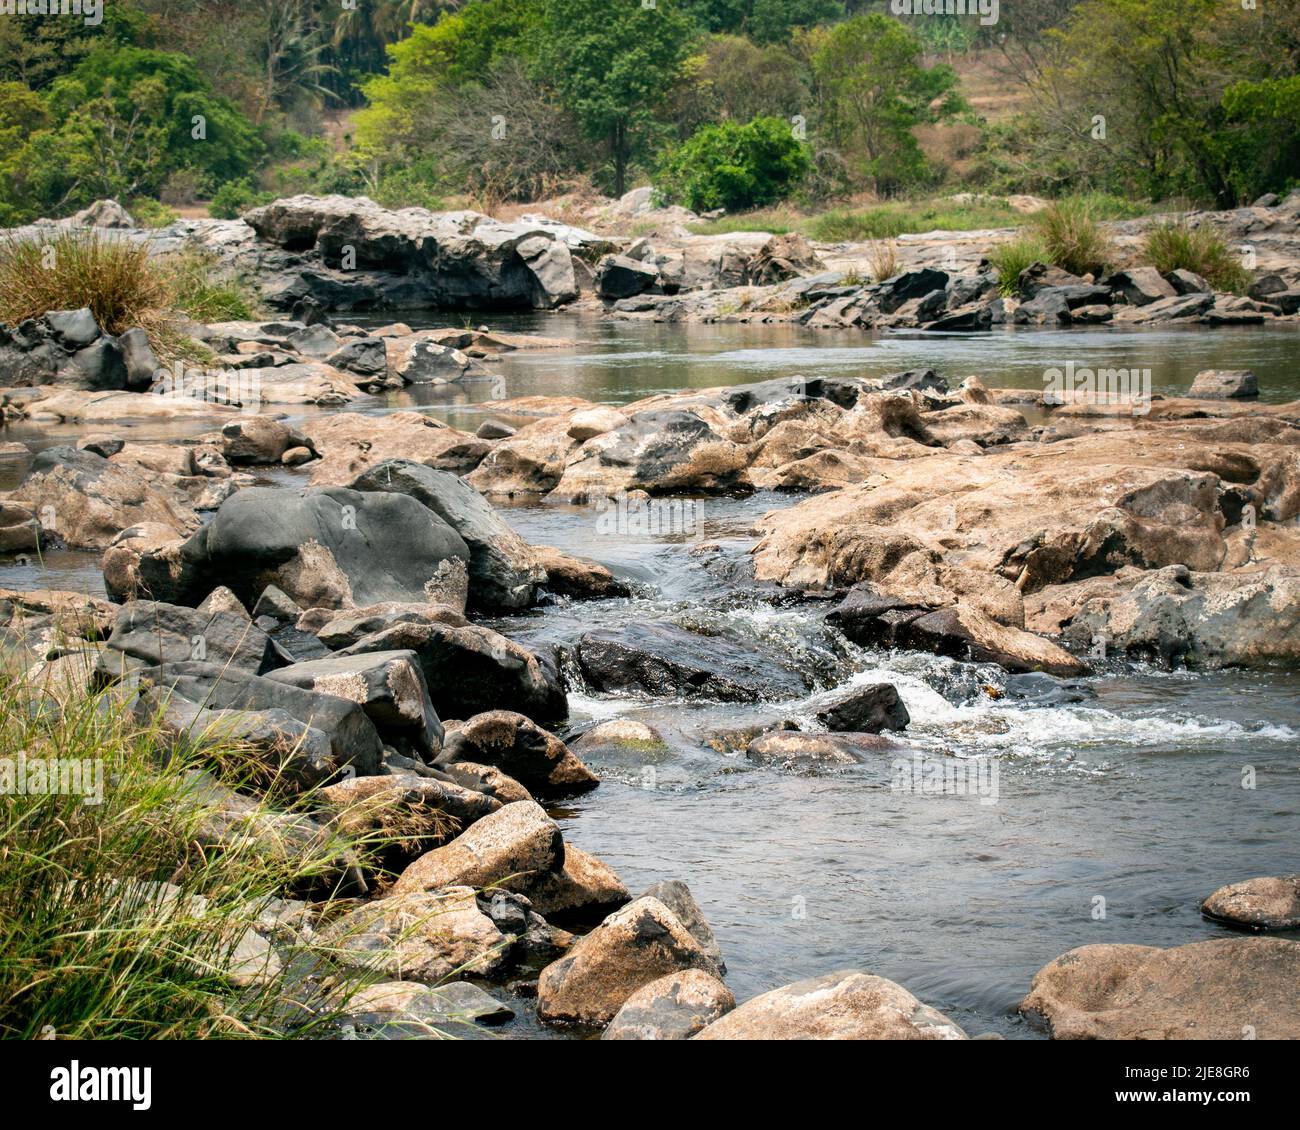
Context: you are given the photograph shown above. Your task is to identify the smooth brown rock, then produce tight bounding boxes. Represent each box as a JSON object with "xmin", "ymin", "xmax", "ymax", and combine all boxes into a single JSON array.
[
  {"xmin": 603, "ymin": 969, "xmax": 735, "ymax": 1040},
  {"xmin": 1201, "ymin": 875, "xmax": 1300, "ymax": 931},
  {"xmin": 694, "ymin": 969, "xmax": 967, "ymax": 1040},
  {"xmin": 1019, "ymin": 937, "xmax": 1300, "ymax": 1039}
]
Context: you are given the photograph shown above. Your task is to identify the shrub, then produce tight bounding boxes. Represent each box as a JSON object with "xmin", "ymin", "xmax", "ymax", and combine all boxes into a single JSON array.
[
  {"xmin": 1142, "ymin": 220, "xmax": 1251, "ymax": 294},
  {"xmin": 0, "ymin": 233, "xmax": 260, "ymax": 358},
  {"xmin": 209, "ymin": 178, "xmax": 273, "ymax": 221},
  {"xmin": 868, "ymin": 240, "xmax": 899, "ymax": 283},
  {"xmin": 1032, "ymin": 199, "xmax": 1113, "ymax": 278},
  {"xmin": 129, "ymin": 197, "xmax": 180, "ymax": 229},
  {"xmin": 655, "ymin": 116, "xmax": 810, "ymax": 213},
  {"xmin": 987, "ymin": 234, "xmax": 1050, "ymax": 296}
]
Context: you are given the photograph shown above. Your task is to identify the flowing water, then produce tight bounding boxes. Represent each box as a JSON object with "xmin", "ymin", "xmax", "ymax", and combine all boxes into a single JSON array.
[{"xmin": 3, "ymin": 317, "xmax": 1298, "ymax": 1038}]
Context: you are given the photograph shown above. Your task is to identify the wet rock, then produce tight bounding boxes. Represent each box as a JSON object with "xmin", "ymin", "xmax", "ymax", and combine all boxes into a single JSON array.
[
  {"xmin": 902, "ymin": 606, "xmax": 1087, "ymax": 676},
  {"xmin": 694, "ymin": 969, "xmax": 968, "ymax": 1040},
  {"xmin": 326, "ymin": 887, "xmax": 510, "ymax": 983},
  {"xmin": 436, "ymin": 710, "xmax": 598, "ymax": 796},
  {"xmin": 338, "ymin": 620, "xmax": 567, "ymax": 723},
  {"xmin": 537, "ymin": 896, "xmax": 723, "ymax": 1026},
  {"xmin": 1019, "ymin": 938, "xmax": 1300, "ymax": 1039},
  {"xmin": 745, "ymin": 730, "xmax": 898, "ymax": 770},
  {"xmin": 570, "ymin": 718, "xmax": 668, "ymax": 758},
  {"xmin": 816, "ymin": 683, "xmax": 910, "ymax": 733},
  {"xmin": 390, "ymin": 800, "xmax": 563, "ymax": 898},
  {"xmin": 1188, "ymin": 369, "xmax": 1258, "ymax": 400},
  {"xmin": 576, "ymin": 622, "xmax": 805, "ymax": 702},
  {"xmin": 876, "ymin": 269, "xmax": 949, "ymax": 314},
  {"xmin": 267, "ymin": 650, "xmax": 443, "ymax": 757},
  {"xmin": 1201, "ymin": 875, "xmax": 1300, "ymax": 932},
  {"xmin": 603, "ymin": 969, "xmax": 735, "ymax": 1040},
  {"xmin": 350, "ymin": 459, "xmax": 545, "ymax": 609},
  {"xmin": 533, "ymin": 544, "xmax": 629, "ymax": 599}
]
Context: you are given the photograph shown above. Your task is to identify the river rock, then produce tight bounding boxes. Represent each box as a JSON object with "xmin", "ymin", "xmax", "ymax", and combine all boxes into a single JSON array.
[
  {"xmin": 341, "ymin": 979, "xmax": 514, "ymax": 1035},
  {"xmin": 532, "ymin": 544, "xmax": 629, "ymax": 599},
  {"xmin": 138, "ymin": 661, "xmax": 384, "ymax": 781},
  {"xmin": 219, "ymin": 416, "xmax": 318, "ymax": 465},
  {"xmin": 310, "ymin": 601, "xmax": 467, "ymax": 649},
  {"xmin": 266, "ymin": 650, "xmax": 443, "ymax": 757},
  {"xmin": 602, "ymin": 969, "xmax": 736, "ymax": 1040},
  {"xmin": 745, "ymin": 730, "xmax": 898, "ymax": 770},
  {"xmin": 1109, "ymin": 267, "xmax": 1177, "ymax": 306},
  {"xmin": 318, "ymin": 771, "xmax": 499, "ymax": 852},
  {"xmin": 517, "ymin": 844, "xmax": 630, "ymax": 920},
  {"xmin": 305, "ymin": 411, "xmax": 489, "ymax": 484},
  {"xmin": 350, "ymin": 459, "xmax": 545, "ymax": 609},
  {"xmin": 576, "ymin": 622, "xmax": 805, "ymax": 702},
  {"xmin": 816, "ymin": 683, "xmax": 910, "ymax": 733},
  {"xmin": 536, "ymin": 896, "xmax": 723, "ymax": 1026},
  {"xmin": 1019, "ymin": 937, "xmax": 1300, "ymax": 1039},
  {"xmin": 694, "ymin": 969, "xmax": 968, "ymax": 1040},
  {"xmin": 1188, "ymin": 369, "xmax": 1258, "ymax": 399},
  {"xmin": 1057, "ymin": 564, "xmax": 1300, "ymax": 667},
  {"xmin": 1200, "ymin": 875, "xmax": 1300, "ymax": 931},
  {"xmin": 4, "ymin": 445, "xmax": 200, "ymax": 550},
  {"xmin": 337, "ymin": 620, "xmax": 567, "ymax": 723},
  {"xmin": 0, "ymin": 501, "xmax": 40, "ymax": 553},
  {"xmin": 102, "ymin": 599, "xmax": 286, "ymax": 677},
  {"xmin": 640, "ymin": 880, "xmax": 724, "ymax": 972},
  {"xmin": 326, "ymin": 886, "xmax": 510, "ymax": 983},
  {"xmin": 596, "ymin": 254, "xmax": 659, "ymax": 300},
  {"xmin": 178, "ymin": 485, "xmax": 471, "ymax": 611},
  {"xmin": 389, "ymin": 800, "xmax": 564, "ymax": 898},
  {"xmin": 436, "ymin": 710, "xmax": 598, "ymax": 796}
]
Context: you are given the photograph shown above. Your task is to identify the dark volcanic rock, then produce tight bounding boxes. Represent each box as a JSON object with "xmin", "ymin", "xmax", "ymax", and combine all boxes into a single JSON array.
[
  {"xmin": 575, "ymin": 622, "xmax": 806, "ymax": 702},
  {"xmin": 816, "ymin": 683, "xmax": 910, "ymax": 733}
]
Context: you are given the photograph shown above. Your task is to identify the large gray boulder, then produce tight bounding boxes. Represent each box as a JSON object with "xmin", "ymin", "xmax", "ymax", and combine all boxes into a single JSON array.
[
  {"xmin": 165, "ymin": 486, "xmax": 471, "ymax": 610},
  {"xmin": 350, "ymin": 460, "xmax": 545, "ymax": 609}
]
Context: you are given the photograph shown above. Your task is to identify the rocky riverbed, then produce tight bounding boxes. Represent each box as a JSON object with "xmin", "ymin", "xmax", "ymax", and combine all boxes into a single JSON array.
[
  {"xmin": 1, "ymin": 295, "xmax": 1298, "ymax": 1038},
  {"xmin": 3, "ymin": 194, "xmax": 1299, "ymax": 1040}
]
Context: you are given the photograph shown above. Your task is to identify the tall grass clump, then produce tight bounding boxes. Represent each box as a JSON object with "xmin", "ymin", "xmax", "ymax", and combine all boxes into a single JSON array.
[
  {"xmin": 0, "ymin": 232, "xmax": 259, "ymax": 360},
  {"xmin": 868, "ymin": 240, "xmax": 900, "ymax": 283},
  {"xmin": 1032, "ymin": 199, "xmax": 1113, "ymax": 278},
  {"xmin": 0, "ymin": 653, "xmax": 382, "ymax": 1040},
  {"xmin": 1142, "ymin": 220, "xmax": 1251, "ymax": 294},
  {"xmin": 987, "ymin": 234, "xmax": 1050, "ymax": 296}
]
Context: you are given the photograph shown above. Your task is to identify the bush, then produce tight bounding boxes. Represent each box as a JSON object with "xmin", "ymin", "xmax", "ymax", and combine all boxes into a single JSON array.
[
  {"xmin": 987, "ymin": 234, "xmax": 1050, "ymax": 296},
  {"xmin": 209, "ymin": 178, "xmax": 273, "ymax": 221},
  {"xmin": 1142, "ymin": 220, "xmax": 1252, "ymax": 294},
  {"xmin": 655, "ymin": 116, "xmax": 810, "ymax": 213},
  {"xmin": 129, "ymin": 197, "xmax": 180, "ymax": 229},
  {"xmin": 0, "ymin": 233, "xmax": 260, "ymax": 358},
  {"xmin": 1032, "ymin": 199, "xmax": 1113, "ymax": 278}
]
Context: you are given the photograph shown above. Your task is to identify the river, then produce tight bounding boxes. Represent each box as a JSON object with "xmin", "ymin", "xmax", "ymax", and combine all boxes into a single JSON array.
[{"xmin": 2, "ymin": 316, "xmax": 1298, "ymax": 1038}]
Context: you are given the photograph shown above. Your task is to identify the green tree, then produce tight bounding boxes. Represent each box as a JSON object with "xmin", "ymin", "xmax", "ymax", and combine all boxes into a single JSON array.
[
  {"xmin": 534, "ymin": 0, "xmax": 695, "ymax": 195},
  {"xmin": 656, "ymin": 115, "xmax": 810, "ymax": 211},
  {"xmin": 807, "ymin": 14, "xmax": 963, "ymax": 196}
]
